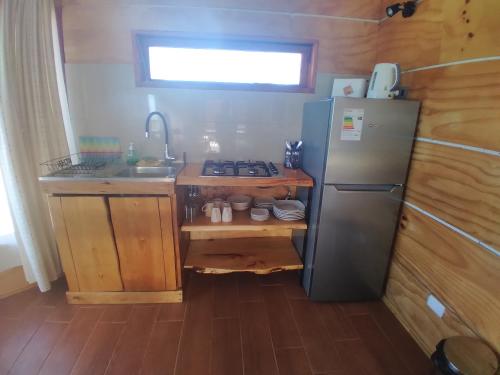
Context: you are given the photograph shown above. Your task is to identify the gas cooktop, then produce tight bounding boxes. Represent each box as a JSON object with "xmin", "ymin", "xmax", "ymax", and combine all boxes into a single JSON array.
[{"xmin": 201, "ymin": 160, "xmax": 280, "ymax": 177}]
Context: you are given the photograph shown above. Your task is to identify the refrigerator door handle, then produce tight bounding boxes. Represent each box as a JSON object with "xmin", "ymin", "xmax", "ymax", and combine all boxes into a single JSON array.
[
  {"xmin": 390, "ymin": 184, "xmax": 404, "ymax": 193},
  {"xmin": 331, "ymin": 184, "xmax": 403, "ymax": 192}
]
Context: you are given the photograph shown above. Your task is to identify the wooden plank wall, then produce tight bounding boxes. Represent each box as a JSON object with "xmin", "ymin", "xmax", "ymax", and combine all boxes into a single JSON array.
[
  {"xmin": 377, "ymin": 0, "xmax": 500, "ymax": 355},
  {"xmin": 61, "ymin": 0, "xmax": 381, "ymax": 74}
]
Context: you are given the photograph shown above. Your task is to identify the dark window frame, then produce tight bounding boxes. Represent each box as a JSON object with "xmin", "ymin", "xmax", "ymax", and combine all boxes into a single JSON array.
[{"xmin": 133, "ymin": 31, "xmax": 318, "ymax": 93}]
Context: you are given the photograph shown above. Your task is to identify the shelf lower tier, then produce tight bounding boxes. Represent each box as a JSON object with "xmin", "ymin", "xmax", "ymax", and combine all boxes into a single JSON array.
[
  {"xmin": 184, "ymin": 237, "xmax": 303, "ymax": 274},
  {"xmin": 181, "ymin": 211, "xmax": 307, "ymax": 232}
]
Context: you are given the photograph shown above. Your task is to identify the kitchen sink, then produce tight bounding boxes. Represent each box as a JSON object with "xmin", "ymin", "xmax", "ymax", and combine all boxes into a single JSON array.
[{"xmin": 114, "ymin": 166, "xmax": 178, "ymax": 178}]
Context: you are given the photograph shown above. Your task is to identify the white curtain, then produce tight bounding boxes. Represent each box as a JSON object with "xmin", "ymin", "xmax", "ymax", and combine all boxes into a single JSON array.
[{"xmin": 0, "ymin": 0, "xmax": 72, "ymax": 291}]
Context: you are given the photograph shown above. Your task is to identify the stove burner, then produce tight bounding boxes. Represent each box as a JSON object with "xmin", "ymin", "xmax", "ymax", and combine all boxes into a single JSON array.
[{"xmin": 212, "ymin": 166, "xmax": 226, "ymax": 175}]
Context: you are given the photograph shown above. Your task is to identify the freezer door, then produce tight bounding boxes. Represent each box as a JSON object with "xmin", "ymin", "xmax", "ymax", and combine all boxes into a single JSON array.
[
  {"xmin": 301, "ymin": 100, "xmax": 332, "ymax": 187},
  {"xmin": 325, "ymin": 98, "xmax": 420, "ymax": 185},
  {"xmin": 308, "ymin": 184, "xmax": 404, "ymax": 301}
]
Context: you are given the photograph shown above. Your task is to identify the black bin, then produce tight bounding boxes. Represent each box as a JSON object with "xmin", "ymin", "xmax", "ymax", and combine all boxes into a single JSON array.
[{"xmin": 431, "ymin": 336, "xmax": 498, "ymax": 375}]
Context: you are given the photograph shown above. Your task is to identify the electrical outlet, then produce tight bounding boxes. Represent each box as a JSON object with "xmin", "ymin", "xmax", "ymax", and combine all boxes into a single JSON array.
[{"xmin": 427, "ymin": 294, "xmax": 445, "ymax": 318}]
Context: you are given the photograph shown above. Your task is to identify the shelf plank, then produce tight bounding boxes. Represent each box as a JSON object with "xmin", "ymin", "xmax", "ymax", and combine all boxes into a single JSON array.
[
  {"xmin": 182, "ymin": 211, "xmax": 307, "ymax": 232},
  {"xmin": 184, "ymin": 237, "xmax": 303, "ymax": 274},
  {"xmin": 176, "ymin": 163, "xmax": 313, "ymax": 187}
]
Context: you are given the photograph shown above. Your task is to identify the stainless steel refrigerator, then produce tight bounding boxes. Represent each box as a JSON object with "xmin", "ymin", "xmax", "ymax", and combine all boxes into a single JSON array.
[{"xmin": 297, "ymin": 97, "xmax": 420, "ymax": 301}]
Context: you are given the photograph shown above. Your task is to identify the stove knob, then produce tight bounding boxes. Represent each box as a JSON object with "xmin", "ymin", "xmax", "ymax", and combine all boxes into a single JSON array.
[
  {"xmin": 213, "ymin": 167, "xmax": 225, "ymax": 175},
  {"xmin": 268, "ymin": 162, "xmax": 279, "ymax": 174}
]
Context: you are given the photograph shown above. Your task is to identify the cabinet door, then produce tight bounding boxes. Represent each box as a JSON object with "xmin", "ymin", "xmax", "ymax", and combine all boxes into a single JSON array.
[
  {"xmin": 158, "ymin": 197, "xmax": 178, "ymax": 291},
  {"xmin": 48, "ymin": 196, "xmax": 80, "ymax": 291},
  {"xmin": 60, "ymin": 196, "xmax": 123, "ymax": 292},
  {"xmin": 109, "ymin": 197, "xmax": 177, "ymax": 291}
]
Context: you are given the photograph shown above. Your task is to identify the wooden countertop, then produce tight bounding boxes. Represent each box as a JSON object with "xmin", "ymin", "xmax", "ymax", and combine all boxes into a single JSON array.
[
  {"xmin": 39, "ymin": 163, "xmax": 313, "ymax": 194},
  {"xmin": 39, "ymin": 163, "xmax": 181, "ymax": 195},
  {"xmin": 176, "ymin": 163, "xmax": 313, "ymax": 187},
  {"xmin": 39, "ymin": 178, "xmax": 176, "ymax": 195}
]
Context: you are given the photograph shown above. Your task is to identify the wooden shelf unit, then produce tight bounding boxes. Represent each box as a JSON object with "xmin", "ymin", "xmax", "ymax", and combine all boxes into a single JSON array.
[
  {"xmin": 184, "ymin": 237, "xmax": 303, "ymax": 274},
  {"xmin": 181, "ymin": 210, "xmax": 307, "ymax": 232},
  {"xmin": 178, "ymin": 165, "xmax": 312, "ymax": 275}
]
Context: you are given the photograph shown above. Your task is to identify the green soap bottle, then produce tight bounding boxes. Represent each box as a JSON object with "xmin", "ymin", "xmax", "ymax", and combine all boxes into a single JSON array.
[{"xmin": 126, "ymin": 142, "xmax": 140, "ymax": 165}]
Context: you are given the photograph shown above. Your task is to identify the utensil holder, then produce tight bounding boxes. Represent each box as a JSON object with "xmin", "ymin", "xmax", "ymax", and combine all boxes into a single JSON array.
[{"xmin": 284, "ymin": 140, "xmax": 302, "ymax": 169}]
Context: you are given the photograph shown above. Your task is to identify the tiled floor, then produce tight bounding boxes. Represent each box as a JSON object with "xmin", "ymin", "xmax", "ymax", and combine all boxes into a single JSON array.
[{"xmin": 0, "ymin": 271, "xmax": 432, "ymax": 375}]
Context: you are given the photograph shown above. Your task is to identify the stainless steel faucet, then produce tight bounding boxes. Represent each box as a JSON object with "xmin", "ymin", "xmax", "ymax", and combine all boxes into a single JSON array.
[{"xmin": 145, "ymin": 111, "xmax": 175, "ymax": 162}]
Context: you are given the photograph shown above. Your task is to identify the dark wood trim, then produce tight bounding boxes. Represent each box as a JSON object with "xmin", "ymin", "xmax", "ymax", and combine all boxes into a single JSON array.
[{"xmin": 132, "ymin": 31, "xmax": 318, "ymax": 93}]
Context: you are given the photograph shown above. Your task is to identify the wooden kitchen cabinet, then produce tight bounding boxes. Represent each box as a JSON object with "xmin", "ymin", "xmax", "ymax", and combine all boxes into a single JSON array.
[
  {"xmin": 47, "ymin": 194, "xmax": 182, "ymax": 304},
  {"xmin": 49, "ymin": 196, "xmax": 123, "ymax": 292},
  {"xmin": 109, "ymin": 197, "xmax": 177, "ymax": 291}
]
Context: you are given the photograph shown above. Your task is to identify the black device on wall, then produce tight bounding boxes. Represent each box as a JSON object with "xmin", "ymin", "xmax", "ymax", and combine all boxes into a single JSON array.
[{"xmin": 386, "ymin": 1, "xmax": 417, "ymax": 18}]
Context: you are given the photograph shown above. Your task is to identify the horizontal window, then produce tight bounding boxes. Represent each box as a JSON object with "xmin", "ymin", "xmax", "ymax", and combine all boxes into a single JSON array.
[
  {"xmin": 149, "ymin": 47, "xmax": 303, "ymax": 85},
  {"xmin": 134, "ymin": 32, "xmax": 318, "ymax": 92}
]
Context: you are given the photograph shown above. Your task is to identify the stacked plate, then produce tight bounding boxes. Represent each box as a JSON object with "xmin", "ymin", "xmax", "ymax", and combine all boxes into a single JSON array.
[
  {"xmin": 273, "ymin": 200, "xmax": 305, "ymax": 221},
  {"xmin": 250, "ymin": 208, "xmax": 270, "ymax": 221},
  {"xmin": 254, "ymin": 197, "xmax": 276, "ymax": 210}
]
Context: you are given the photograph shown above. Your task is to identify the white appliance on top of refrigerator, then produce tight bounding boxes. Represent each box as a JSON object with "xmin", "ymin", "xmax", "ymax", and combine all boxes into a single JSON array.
[{"xmin": 296, "ymin": 97, "xmax": 420, "ymax": 301}]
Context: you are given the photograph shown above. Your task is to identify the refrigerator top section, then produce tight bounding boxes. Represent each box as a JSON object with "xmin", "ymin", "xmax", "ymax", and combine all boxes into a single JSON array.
[
  {"xmin": 322, "ymin": 97, "xmax": 420, "ymax": 185},
  {"xmin": 301, "ymin": 99, "xmax": 333, "ymax": 189}
]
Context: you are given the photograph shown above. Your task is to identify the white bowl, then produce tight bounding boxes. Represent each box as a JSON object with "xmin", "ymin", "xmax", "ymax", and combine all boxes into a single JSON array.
[
  {"xmin": 228, "ymin": 195, "xmax": 252, "ymax": 211},
  {"xmin": 251, "ymin": 208, "xmax": 270, "ymax": 221}
]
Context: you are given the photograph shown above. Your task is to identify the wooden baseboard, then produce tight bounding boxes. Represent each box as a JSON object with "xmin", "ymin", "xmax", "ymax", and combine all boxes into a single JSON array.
[
  {"xmin": 66, "ymin": 290, "xmax": 183, "ymax": 304},
  {"xmin": 0, "ymin": 266, "xmax": 35, "ymax": 299},
  {"xmin": 383, "ymin": 295, "xmax": 432, "ymax": 356},
  {"xmin": 383, "ymin": 258, "xmax": 478, "ymax": 356}
]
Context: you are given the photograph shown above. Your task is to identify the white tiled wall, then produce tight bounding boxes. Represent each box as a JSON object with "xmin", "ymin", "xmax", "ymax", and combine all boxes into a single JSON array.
[{"xmin": 66, "ymin": 64, "xmax": 360, "ymax": 162}]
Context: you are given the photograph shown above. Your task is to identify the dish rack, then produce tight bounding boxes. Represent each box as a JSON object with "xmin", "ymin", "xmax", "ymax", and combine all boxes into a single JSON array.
[{"xmin": 41, "ymin": 152, "xmax": 121, "ymax": 176}]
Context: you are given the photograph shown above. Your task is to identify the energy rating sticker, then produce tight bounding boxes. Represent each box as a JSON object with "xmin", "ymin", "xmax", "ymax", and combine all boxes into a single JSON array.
[{"xmin": 340, "ymin": 108, "xmax": 364, "ymax": 141}]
